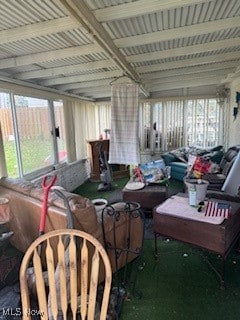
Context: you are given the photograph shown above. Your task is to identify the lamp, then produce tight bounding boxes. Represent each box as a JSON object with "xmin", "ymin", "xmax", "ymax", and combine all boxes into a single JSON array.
[{"xmin": 233, "ymin": 91, "xmax": 240, "ymax": 120}]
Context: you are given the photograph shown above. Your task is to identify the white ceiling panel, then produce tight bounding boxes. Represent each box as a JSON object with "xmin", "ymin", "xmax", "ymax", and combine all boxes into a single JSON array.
[{"xmin": 0, "ymin": 0, "xmax": 239, "ymax": 101}]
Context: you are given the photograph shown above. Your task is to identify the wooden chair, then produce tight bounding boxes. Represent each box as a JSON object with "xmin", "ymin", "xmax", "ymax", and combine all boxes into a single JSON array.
[{"xmin": 19, "ymin": 229, "xmax": 112, "ymax": 320}]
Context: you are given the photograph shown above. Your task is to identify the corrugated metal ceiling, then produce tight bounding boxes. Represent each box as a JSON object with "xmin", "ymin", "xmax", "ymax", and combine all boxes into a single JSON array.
[{"xmin": 0, "ymin": 0, "xmax": 239, "ymax": 101}]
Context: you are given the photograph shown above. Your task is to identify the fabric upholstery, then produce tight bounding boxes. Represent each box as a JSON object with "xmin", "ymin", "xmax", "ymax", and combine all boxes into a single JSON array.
[
  {"xmin": 0, "ymin": 177, "xmax": 143, "ymax": 274},
  {"xmin": 203, "ymin": 145, "xmax": 240, "ymax": 190}
]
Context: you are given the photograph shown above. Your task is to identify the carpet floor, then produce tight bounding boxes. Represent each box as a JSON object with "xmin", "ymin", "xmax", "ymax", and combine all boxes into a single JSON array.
[
  {"xmin": 74, "ymin": 177, "xmax": 184, "ymax": 203},
  {"xmin": 2, "ymin": 178, "xmax": 239, "ymax": 319},
  {"xmin": 75, "ymin": 177, "xmax": 240, "ymax": 320},
  {"xmin": 120, "ymin": 239, "xmax": 240, "ymax": 320}
]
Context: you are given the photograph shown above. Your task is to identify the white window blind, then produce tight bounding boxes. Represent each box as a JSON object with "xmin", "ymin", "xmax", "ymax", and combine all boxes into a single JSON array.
[
  {"xmin": 139, "ymin": 98, "xmax": 222, "ymax": 152},
  {"xmin": 80, "ymin": 98, "xmax": 222, "ymax": 156},
  {"xmin": 186, "ymin": 99, "xmax": 221, "ymax": 148}
]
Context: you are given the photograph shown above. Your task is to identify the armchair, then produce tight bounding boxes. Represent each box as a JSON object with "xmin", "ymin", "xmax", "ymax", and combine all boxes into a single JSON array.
[
  {"xmin": 203, "ymin": 145, "xmax": 240, "ymax": 190},
  {"xmin": 206, "ymin": 190, "xmax": 240, "ymax": 203}
]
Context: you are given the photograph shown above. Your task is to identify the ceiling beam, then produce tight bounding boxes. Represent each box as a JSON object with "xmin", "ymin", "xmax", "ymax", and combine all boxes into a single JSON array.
[
  {"xmin": 149, "ymin": 76, "xmax": 223, "ymax": 91},
  {"xmin": 221, "ymin": 64, "xmax": 240, "ymax": 82},
  {"xmin": 3, "ymin": 37, "xmax": 238, "ymax": 81},
  {"xmin": 70, "ymin": 85, "xmax": 110, "ymax": 94},
  {"xmin": 137, "ymin": 52, "xmax": 240, "ymax": 74},
  {"xmin": 15, "ymin": 60, "xmax": 117, "ymax": 80},
  {"xmin": 0, "ymin": 44, "xmax": 103, "ymax": 69},
  {"xmin": 83, "ymin": 92, "xmax": 111, "ymax": 99},
  {"xmin": 94, "ymin": 0, "xmax": 212, "ymax": 22},
  {"xmin": 0, "ymin": 16, "xmax": 79, "ymax": 45},
  {"xmin": 0, "ymin": 75, "xmax": 95, "ymax": 101},
  {"xmin": 64, "ymin": 69, "xmax": 233, "ymax": 94},
  {"xmin": 115, "ymin": 16, "xmax": 240, "ymax": 48},
  {"xmin": 59, "ymin": 0, "xmax": 149, "ymax": 97},
  {"xmin": 40, "ymin": 70, "xmax": 123, "ymax": 86},
  {"xmin": 141, "ymin": 61, "xmax": 238, "ymax": 80},
  {"xmin": 57, "ymin": 78, "xmax": 114, "ymax": 91},
  {"xmin": 144, "ymin": 70, "xmax": 233, "ymax": 88},
  {"xmin": 127, "ymin": 37, "xmax": 240, "ymax": 64}
]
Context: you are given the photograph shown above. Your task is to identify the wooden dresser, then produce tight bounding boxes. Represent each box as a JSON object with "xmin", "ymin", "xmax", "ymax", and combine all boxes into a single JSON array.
[{"xmin": 87, "ymin": 139, "xmax": 129, "ymax": 181}]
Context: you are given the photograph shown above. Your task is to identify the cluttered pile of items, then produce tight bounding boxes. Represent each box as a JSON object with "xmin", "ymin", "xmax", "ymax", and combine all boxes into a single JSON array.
[
  {"xmin": 130, "ymin": 160, "xmax": 171, "ymax": 186},
  {"xmin": 186, "ymin": 153, "xmax": 219, "ymax": 180}
]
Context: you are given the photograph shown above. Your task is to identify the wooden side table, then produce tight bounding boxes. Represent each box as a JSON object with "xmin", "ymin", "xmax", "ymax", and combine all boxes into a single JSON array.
[
  {"xmin": 122, "ymin": 183, "xmax": 168, "ymax": 216},
  {"xmin": 153, "ymin": 194, "xmax": 240, "ymax": 288}
]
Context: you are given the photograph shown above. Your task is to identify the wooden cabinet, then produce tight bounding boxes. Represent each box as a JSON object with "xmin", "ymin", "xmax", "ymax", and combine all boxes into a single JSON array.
[{"xmin": 87, "ymin": 139, "xmax": 129, "ymax": 181}]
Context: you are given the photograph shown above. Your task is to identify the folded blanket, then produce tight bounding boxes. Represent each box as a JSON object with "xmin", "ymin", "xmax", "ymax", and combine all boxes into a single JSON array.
[{"xmin": 156, "ymin": 196, "xmax": 229, "ymax": 224}]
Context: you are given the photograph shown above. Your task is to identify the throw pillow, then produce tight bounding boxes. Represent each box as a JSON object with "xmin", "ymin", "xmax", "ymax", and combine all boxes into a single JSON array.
[{"xmin": 170, "ymin": 149, "xmax": 187, "ymax": 163}]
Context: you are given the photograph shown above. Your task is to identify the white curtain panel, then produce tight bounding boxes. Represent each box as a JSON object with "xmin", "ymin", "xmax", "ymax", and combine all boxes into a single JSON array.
[
  {"xmin": 63, "ymin": 99, "xmax": 96, "ymax": 162},
  {"xmin": 74, "ymin": 102, "xmax": 97, "ymax": 160},
  {"xmin": 109, "ymin": 83, "xmax": 140, "ymax": 165},
  {"xmin": 0, "ymin": 122, "xmax": 7, "ymax": 178},
  {"xmin": 96, "ymin": 103, "xmax": 111, "ymax": 137},
  {"xmin": 63, "ymin": 99, "xmax": 77, "ymax": 163}
]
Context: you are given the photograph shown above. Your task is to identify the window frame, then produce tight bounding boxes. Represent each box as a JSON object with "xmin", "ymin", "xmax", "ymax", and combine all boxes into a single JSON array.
[{"xmin": 0, "ymin": 91, "xmax": 66, "ymax": 179}]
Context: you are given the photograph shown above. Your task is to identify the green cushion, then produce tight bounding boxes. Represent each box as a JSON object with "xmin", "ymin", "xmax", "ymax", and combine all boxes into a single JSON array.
[{"xmin": 161, "ymin": 153, "xmax": 178, "ymax": 165}]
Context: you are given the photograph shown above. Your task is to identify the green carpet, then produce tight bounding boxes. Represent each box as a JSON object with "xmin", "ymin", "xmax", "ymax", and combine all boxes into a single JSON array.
[
  {"xmin": 120, "ymin": 239, "xmax": 240, "ymax": 320},
  {"xmin": 74, "ymin": 177, "xmax": 240, "ymax": 320},
  {"xmin": 73, "ymin": 177, "xmax": 129, "ymax": 201},
  {"xmin": 73, "ymin": 177, "xmax": 183, "ymax": 202}
]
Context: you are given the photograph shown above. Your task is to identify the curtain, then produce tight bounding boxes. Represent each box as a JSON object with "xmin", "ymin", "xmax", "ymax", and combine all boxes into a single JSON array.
[
  {"xmin": 74, "ymin": 102, "xmax": 97, "ymax": 160},
  {"xmin": 109, "ymin": 83, "xmax": 140, "ymax": 165},
  {"xmin": 95, "ymin": 103, "xmax": 111, "ymax": 138},
  {"xmin": 63, "ymin": 99, "xmax": 77, "ymax": 163},
  {"xmin": 63, "ymin": 99, "xmax": 97, "ymax": 161},
  {"xmin": 0, "ymin": 122, "xmax": 7, "ymax": 178}
]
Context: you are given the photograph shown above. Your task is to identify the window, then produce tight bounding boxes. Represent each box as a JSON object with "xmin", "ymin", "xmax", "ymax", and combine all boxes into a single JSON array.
[
  {"xmin": 0, "ymin": 92, "xmax": 18, "ymax": 177},
  {"xmin": 0, "ymin": 92, "xmax": 66, "ymax": 178},
  {"xmin": 139, "ymin": 98, "xmax": 222, "ymax": 152},
  {"xmin": 186, "ymin": 99, "xmax": 221, "ymax": 148},
  {"xmin": 81, "ymin": 98, "xmax": 222, "ymax": 155},
  {"xmin": 140, "ymin": 100, "xmax": 184, "ymax": 152}
]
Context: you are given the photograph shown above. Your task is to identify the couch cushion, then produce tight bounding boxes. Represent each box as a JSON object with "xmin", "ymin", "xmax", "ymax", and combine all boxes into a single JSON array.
[
  {"xmin": 169, "ymin": 162, "xmax": 187, "ymax": 181},
  {"xmin": 161, "ymin": 153, "xmax": 178, "ymax": 165},
  {"xmin": 170, "ymin": 149, "xmax": 187, "ymax": 163},
  {"xmin": 0, "ymin": 178, "xmax": 33, "ymax": 196},
  {"xmin": 219, "ymin": 147, "xmax": 239, "ymax": 172},
  {"xmin": 170, "ymin": 162, "xmax": 188, "ymax": 172},
  {"xmin": 221, "ymin": 158, "xmax": 236, "ymax": 176},
  {"xmin": 223, "ymin": 149, "xmax": 238, "ymax": 162},
  {"xmin": 202, "ymin": 173, "xmax": 226, "ymax": 190}
]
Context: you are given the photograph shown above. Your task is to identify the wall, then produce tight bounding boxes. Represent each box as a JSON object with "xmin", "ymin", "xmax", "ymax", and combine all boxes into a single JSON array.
[
  {"xmin": 33, "ymin": 159, "xmax": 90, "ymax": 192},
  {"xmin": 228, "ymin": 77, "xmax": 240, "ymax": 147}
]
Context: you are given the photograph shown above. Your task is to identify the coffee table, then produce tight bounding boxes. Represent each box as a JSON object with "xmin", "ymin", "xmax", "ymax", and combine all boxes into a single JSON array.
[
  {"xmin": 153, "ymin": 193, "xmax": 240, "ymax": 288},
  {"xmin": 122, "ymin": 182, "xmax": 167, "ymax": 216}
]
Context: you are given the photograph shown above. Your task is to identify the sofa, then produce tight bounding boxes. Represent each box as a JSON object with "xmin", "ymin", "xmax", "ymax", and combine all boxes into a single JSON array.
[
  {"xmin": 0, "ymin": 177, "xmax": 144, "ymax": 276},
  {"xmin": 161, "ymin": 145, "xmax": 224, "ymax": 181}
]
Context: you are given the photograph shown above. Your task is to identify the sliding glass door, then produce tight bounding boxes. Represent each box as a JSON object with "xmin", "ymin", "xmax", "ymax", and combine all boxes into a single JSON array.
[{"xmin": 0, "ymin": 91, "xmax": 66, "ymax": 178}]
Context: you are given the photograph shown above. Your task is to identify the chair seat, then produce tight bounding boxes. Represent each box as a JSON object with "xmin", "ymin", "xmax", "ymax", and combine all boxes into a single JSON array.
[
  {"xmin": 203, "ymin": 173, "xmax": 226, "ymax": 191},
  {"xmin": 203, "ymin": 173, "xmax": 226, "ymax": 190}
]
